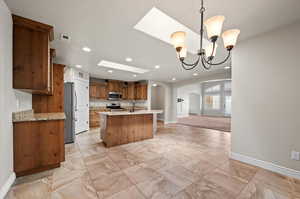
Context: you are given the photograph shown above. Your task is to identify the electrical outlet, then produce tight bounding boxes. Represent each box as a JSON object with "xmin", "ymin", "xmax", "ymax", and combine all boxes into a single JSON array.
[{"xmin": 291, "ymin": 151, "xmax": 300, "ymax": 161}]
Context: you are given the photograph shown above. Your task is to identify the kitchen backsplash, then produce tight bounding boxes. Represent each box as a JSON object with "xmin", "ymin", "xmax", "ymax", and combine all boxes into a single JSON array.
[{"xmin": 89, "ymin": 100, "xmax": 148, "ymax": 108}]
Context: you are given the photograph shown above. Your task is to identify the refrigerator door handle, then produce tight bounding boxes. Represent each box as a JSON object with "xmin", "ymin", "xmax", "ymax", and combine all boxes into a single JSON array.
[{"xmin": 75, "ymin": 91, "xmax": 78, "ymax": 112}]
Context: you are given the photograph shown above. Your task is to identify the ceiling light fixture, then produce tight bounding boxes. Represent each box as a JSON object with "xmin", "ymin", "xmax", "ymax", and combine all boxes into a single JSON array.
[
  {"xmin": 75, "ymin": 65, "xmax": 82, "ymax": 68},
  {"xmin": 193, "ymin": 73, "xmax": 198, "ymax": 76},
  {"xmin": 224, "ymin": 66, "xmax": 231, "ymax": 70},
  {"xmin": 126, "ymin": 57, "xmax": 133, "ymax": 62},
  {"xmin": 133, "ymin": 74, "xmax": 137, "ymax": 77},
  {"xmin": 152, "ymin": 83, "xmax": 158, "ymax": 87},
  {"xmin": 170, "ymin": 0, "xmax": 240, "ymax": 71},
  {"xmin": 108, "ymin": 70, "xmax": 113, "ymax": 73},
  {"xmin": 172, "ymin": 77, "xmax": 176, "ymax": 81},
  {"xmin": 82, "ymin": 47, "xmax": 91, "ymax": 52},
  {"xmin": 155, "ymin": 65, "xmax": 160, "ymax": 69}
]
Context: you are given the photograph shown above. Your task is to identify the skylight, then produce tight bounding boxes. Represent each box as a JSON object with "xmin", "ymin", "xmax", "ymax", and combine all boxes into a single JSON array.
[
  {"xmin": 97, "ymin": 60, "xmax": 149, "ymax": 74},
  {"xmin": 134, "ymin": 7, "xmax": 209, "ymax": 54}
]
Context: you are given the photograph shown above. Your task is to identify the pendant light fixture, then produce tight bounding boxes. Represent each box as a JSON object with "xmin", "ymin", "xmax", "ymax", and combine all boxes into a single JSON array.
[{"xmin": 170, "ymin": 0, "xmax": 240, "ymax": 70}]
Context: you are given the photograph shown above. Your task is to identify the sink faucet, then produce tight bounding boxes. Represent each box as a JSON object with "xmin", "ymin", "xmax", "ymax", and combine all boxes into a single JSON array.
[{"xmin": 130, "ymin": 101, "xmax": 135, "ymax": 112}]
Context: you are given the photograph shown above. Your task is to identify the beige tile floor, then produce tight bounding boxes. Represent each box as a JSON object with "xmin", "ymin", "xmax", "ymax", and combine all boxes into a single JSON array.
[{"xmin": 5, "ymin": 124, "xmax": 300, "ymax": 199}]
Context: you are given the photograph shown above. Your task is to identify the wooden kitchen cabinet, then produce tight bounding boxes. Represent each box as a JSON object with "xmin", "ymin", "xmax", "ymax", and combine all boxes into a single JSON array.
[
  {"xmin": 98, "ymin": 83, "xmax": 108, "ymax": 99},
  {"xmin": 32, "ymin": 64, "xmax": 65, "ymax": 113},
  {"xmin": 13, "ymin": 120, "xmax": 65, "ymax": 177},
  {"xmin": 135, "ymin": 83, "xmax": 148, "ymax": 100},
  {"xmin": 122, "ymin": 87, "xmax": 128, "ymax": 100},
  {"xmin": 127, "ymin": 82, "xmax": 136, "ymax": 100},
  {"xmin": 90, "ymin": 82, "xmax": 107, "ymax": 99},
  {"xmin": 89, "ymin": 83, "xmax": 99, "ymax": 99},
  {"xmin": 12, "ymin": 15, "xmax": 54, "ymax": 94},
  {"xmin": 108, "ymin": 80, "xmax": 122, "ymax": 93}
]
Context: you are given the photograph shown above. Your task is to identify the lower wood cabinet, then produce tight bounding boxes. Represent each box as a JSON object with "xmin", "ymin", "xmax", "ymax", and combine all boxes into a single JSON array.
[{"xmin": 13, "ymin": 120, "xmax": 65, "ymax": 177}]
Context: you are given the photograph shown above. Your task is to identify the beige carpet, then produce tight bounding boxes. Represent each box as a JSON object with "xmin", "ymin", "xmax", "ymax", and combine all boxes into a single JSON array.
[{"xmin": 177, "ymin": 115, "xmax": 231, "ymax": 132}]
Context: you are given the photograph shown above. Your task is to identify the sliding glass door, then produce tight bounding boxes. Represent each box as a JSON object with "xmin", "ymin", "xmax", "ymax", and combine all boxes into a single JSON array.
[{"xmin": 202, "ymin": 80, "xmax": 231, "ymax": 117}]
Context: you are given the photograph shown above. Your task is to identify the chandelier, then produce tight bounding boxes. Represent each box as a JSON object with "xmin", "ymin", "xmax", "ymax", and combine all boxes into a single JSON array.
[{"xmin": 170, "ymin": 0, "xmax": 240, "ymax": 70}]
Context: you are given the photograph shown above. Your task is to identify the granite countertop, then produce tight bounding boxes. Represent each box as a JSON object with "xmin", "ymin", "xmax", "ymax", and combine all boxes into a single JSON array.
[
  {"xmin": 12, "ymin": 110, "xmax": 66, "ymax": 123},
  {"xmin": 99, "ymin": 110, "xmax": 163, "ymax": 116}
]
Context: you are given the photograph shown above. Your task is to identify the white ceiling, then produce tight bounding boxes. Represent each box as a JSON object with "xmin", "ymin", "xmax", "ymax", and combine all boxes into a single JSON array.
[{"xmin": 5, "ymin": 0, "xmax": 300, "ymax": 82}]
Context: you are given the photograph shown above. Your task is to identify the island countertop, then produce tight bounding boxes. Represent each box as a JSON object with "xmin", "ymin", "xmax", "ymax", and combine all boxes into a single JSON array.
[{"xmin": 98, "ymin": 110, "xmax": 163, "ymax": 116}]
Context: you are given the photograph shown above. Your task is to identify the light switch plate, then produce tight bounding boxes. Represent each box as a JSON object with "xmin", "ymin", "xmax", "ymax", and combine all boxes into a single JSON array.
[{"xmin": 291, "ymin": 151, "xmax": 300, "ymax": 161}]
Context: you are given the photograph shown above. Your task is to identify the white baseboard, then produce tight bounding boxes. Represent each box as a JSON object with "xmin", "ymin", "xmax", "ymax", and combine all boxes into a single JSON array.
[
  {"xmin": 0, "ymin": 172, "xmax": 15, "ymax": 199},
  {"xmin": 230, "ymin": 152, "xmax": 300, "ymax": 180},
  {"xmin": 164, "ymin": 121, "xmax": 177, "ymax": 124}
]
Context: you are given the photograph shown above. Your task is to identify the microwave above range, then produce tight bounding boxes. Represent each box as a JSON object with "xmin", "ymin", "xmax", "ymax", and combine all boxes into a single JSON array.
[{"xmin": 108, "ymin": 92, "xmax": 122, "ymax": 101}]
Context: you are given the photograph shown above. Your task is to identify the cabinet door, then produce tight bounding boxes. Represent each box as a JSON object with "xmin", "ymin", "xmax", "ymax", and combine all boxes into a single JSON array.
[
  {"xmin": 40, "ymin": 121, "xmax": 64, "ymax": 166},
  {"xmin": 135, "ymin": 84, "xmax": 141, "ymax": 100},
  {"xmin": 89, "ymin": 84, "xmax": 98, "ymax": 98},
  {"xmin": 13, "ymin": 122, "xmax": 40, "ymax": 174},
  {"xmin": 98, "ymin": 84, "xmax": 107, "ymax": 99},
  {"xmin": 141, "ymin": 84, "xmax": 148, "ymax": 100},
  {"xmin": 122, "ymin": 86, "xmax": 128, "ymax": 100},
  {"xmin": 127, "ymin": 83, "xmax": 135, "ymax": 100},
  {"xmin": 13, "ymin": 15, "xmax": 53, "ymax": 94}
]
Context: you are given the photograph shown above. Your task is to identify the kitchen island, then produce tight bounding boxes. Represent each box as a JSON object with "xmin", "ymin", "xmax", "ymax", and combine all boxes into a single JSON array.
[{"xmin": 99, "ymin": 110, "xmax": 163, "ymax": 147}]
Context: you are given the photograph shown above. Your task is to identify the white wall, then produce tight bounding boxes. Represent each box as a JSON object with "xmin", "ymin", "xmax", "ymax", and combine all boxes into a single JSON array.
[
  {"xmin": 0, "ymin": 1, "xmax": 14, "ymax": 195},
  {"xmin": 151, "ymin": 86, "xmax": 165, "ymax": 120},
  {"xmin": 232, "ymin": 21, "xmax": 300, "ymax": 172},
  {"xmin": 189, "ymin": 93, "xmax": 201, "ymax": 115},
  {"xmin": 0, "ymin": 1, "xmax": 32, "ymax": 197}
]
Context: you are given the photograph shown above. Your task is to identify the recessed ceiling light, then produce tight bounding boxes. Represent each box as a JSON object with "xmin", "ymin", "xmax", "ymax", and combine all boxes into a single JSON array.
[
  {"xmin": 82, "ymin": 47, "xmax": 91, "ymax": 52},
  {"xmin": 172, "ymin": 77, "xmax": 176, "ymax": 81},
  {"xmin": 75, "ymin": 65, "xmax": 82, "ymax": 68},
  {"xmin": 98, "ymin": 60, "xmax": 149, "ymax": 74},
  {"xmin": 108, "ymin": 70, "xmax": 113, "ymax": 73},
  {"xmin": 126, "ymin": 57, "xmax": 133, "ymax": 62},
  {"xmin": 155, "ymin": 65, "xmax": 160, "ymax": 69},
  {"xmin": 193, "ymin": 73, "xmax": 198, "ymax": 76},
  {"xmin": 152, "ymin": 83, "xmax": 157, "ymax": 87},
  {"xmin": 133, "ymin": 74, "xmax": 137, "ymax": 77},
  {"xmin": 224, "ymin": 66, "xmax": 231, "ymax": 70}
]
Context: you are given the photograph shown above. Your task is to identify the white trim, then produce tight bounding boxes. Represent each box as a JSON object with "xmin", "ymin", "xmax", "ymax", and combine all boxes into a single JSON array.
[
  {"xmin": 0, "ymin": 172, "xmax": 15, "ymax": 199},
  {"xmin": 230, "ymin": 152, "xmax": 300, "ymax": 180}
]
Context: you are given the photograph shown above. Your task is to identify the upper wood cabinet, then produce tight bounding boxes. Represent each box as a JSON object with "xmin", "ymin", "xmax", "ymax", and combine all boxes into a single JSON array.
[
  {"xmin": 127, "ymin": 82, "xmax": 136, "ymax": 100},
  {"xmin": 90, "ymin": 82, "xmax": 107, "ymax": 100},
  {"xmin": 135, "ymin": 83, "xmax": 148, "ymax": 100},
  {"xmin": 12, "ymin": 15, "xmax": 54, "ymax": 94},
  {"xmin": 89, "ymin": 79, "xmax": 148, "ymax": 101},
  {"xmin": 107, "ymin": 80, "xmax": 122, "ymax": 93},
  {"xmin": 122, "ymin": 83, "xmax": 128, "ymax": 100}
]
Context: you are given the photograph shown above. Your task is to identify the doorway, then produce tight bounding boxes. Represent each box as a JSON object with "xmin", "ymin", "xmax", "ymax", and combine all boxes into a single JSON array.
[{"xmin": 201, "ymin": 80, "xmax": 231, "ymax": 117}]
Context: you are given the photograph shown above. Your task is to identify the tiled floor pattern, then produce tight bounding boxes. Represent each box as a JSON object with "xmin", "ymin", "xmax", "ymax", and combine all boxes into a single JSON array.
[{"xmin": 5, "ymin": 124, "xmax": 300, "ymax": 199}]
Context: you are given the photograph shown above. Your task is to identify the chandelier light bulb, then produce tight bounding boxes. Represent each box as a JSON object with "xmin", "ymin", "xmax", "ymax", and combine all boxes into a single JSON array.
[
  {"xmin": 204, "ymin": 15, "xmax": 225, "ymax": 40},
  {"xmin": 205, "ymin": 43, "xmax": 218, "ymax": 58},
  {"xmin": 222, "ymin": 29, "xmax": 241, "ymax": 50},
  {"xmin": 171, "ymin": 31, "xmax": 186, "ymax": 51},
  {"xmin": 177, "ymin": 46, "xmax": 187, "ymax": 59}
]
